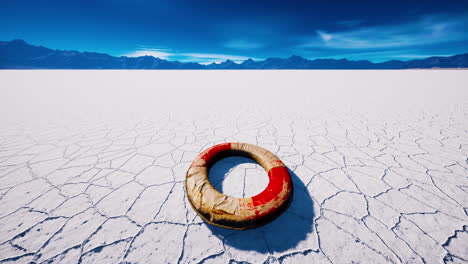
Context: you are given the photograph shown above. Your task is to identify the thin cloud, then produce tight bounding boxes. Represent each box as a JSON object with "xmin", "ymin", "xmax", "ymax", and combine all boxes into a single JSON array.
[
  {"xmin": 122, "ymin": 49, "xmax": 257, "ymax": 64},
  {"xmin": 181, "ymin": 53, "xmax": 257, "ymax": 64},
  {"xmin": 392, "ymin": 54, "xmax": 454, "ymax": 59},
  {"xmin": 301, "ymin": 14, "xmax": 468, "ymax": 50},
  {"xmin": 316, "ymin": 31, "xmax": 333, "ymax": 42},
  {"xmin": 123, "ymin": 48, "xmax": 174, "ymax": 60}
]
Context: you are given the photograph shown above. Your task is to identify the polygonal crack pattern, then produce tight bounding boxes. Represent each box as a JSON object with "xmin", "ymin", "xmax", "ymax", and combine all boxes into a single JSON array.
[{"xmin": 0, "ymin": 108, "xmax": 467, "ymax": 264}]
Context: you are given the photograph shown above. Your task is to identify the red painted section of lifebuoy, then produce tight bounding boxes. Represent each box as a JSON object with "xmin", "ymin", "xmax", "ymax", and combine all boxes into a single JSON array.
[
  {"xmin": 201, "ymin": 143, "xmax": 231, "ymax": 163},
  {"xmin": 251, "ymin": 166, "xmax": 290, "ymax": 207},
  {"xmin": 190, "ymin": 143, "xmax": 231, "ymax": 168}
]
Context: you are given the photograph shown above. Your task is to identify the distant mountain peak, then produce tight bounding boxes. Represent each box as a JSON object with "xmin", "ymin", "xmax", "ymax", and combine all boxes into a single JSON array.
[
  {"xmin": 241, "ymin": 58, "xmax": 256, "ymax": 66},
  {"xmin": 11, "ymin": 39, "xmax": 28, "ymax": 44},
  {"xmin": 0, "ymin": 39, "xmax": 467, "ymax": 69},
  {"xmin": 288, "ymin": 55, "xmax": 305, "ymax": 60}
]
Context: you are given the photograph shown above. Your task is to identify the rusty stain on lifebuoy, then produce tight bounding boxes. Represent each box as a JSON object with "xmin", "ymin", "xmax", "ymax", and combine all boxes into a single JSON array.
[{"xmin": 185, "ymin": 143, "xmax": 293, "ymax": 230}]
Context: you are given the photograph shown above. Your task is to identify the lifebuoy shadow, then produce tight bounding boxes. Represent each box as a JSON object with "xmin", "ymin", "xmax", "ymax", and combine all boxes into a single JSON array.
[{"xmin": 208, "ymin": 157, "xmax": 314, "ymax": 253}]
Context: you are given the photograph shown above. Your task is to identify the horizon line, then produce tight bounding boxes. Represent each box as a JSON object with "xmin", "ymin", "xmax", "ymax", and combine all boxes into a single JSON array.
[{"xmin": 3, "ymin": 39, "xmax": 466, "ymax": 65}]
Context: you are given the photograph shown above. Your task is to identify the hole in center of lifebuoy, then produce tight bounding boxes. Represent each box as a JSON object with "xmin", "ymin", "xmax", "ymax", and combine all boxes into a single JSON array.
[{"xmin": 209, "ymin": 156, "xmax": 269, "ymax": 198}]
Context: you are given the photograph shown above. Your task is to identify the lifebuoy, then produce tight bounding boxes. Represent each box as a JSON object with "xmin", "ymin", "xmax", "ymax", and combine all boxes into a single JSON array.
[{"xmin": 185, "ymin": 142, "xmax": 293, "ymax": 230}]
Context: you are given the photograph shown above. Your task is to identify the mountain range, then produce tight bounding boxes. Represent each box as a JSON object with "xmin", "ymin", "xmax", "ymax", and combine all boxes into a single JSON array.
[{"xmin": 1, "ymin": 39, "xmax": 467, "ymax": 69}]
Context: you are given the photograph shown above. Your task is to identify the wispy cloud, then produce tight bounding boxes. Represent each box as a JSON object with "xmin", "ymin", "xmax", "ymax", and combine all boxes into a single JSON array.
[
  {"xmin": 301, "ymin": 14, "xmax": 468, "ymax": 50},
  {"xmin": 122, "ymin": 48, "xmax": 256, "ymax": 64},
  {"xmin": 181, "ymin": 53, "xmax": 257, "ymax": 64},
  {"xmin": 123, "ymin": 48, "xmax": 174, "ymax": 60},
  {"xmin": 316, "ymin": 31, "xmax": 333, "ymax": 42}
]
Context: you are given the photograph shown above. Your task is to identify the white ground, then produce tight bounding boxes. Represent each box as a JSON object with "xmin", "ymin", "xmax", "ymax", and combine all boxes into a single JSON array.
[{"xmin": 0, "ymin": 70, "xmax": 467, "ymax": 264}]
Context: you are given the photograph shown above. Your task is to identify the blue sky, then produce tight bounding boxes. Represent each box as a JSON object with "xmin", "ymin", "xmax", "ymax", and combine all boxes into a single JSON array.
[{"xmin": 1, "ymin": 0, "xmax": 468, "ymax": 63}]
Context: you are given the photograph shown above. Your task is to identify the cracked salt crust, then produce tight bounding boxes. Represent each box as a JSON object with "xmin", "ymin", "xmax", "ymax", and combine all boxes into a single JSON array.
[{"xmin": 0, "ymin": 71, "xmax": 467, "ymax": 263}]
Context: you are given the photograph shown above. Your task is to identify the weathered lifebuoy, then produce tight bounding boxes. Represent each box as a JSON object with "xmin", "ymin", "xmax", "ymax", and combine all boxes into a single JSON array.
[{"xmin": 185, "ymin": 143, "xmax": 293, "ymax": 230}]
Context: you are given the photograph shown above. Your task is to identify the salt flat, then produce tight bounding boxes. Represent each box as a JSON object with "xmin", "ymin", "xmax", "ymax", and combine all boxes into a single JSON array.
[{"xmin": 0, "ymin": 70, "xmax": 467, "ymax": 264}]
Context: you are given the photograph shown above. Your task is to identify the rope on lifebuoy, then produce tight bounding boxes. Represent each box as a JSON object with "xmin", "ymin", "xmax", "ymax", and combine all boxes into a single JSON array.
[{"xmin": 185, "ymin": 142, "xmax": 293, "ymax": 230}]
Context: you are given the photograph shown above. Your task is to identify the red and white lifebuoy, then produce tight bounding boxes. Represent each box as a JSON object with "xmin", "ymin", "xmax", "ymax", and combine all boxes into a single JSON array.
[{"xmin": 185, "ymin": 142, "xmax": 293, "ymax": 230}]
